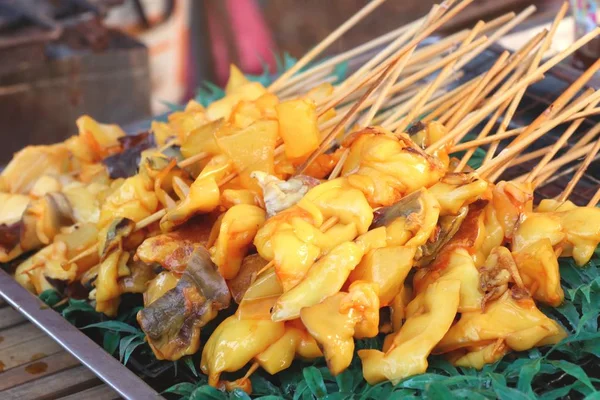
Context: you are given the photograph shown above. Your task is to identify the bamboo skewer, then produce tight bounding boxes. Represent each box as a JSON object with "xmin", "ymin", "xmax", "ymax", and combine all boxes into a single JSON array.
[
  {"xmin": 453, "ymin": 5, "xmax": 537, "ymax": 71},
  {"xmin": 330, "ymin": 35, "xmax": 487, "ymax": 116},
  {"xmin": 393, "ymin": 20, "xmax": 485, "ymax": 133},
  {"xmin": 531, "ymin": 142, "xmax": 597, "ymax": 187},
  {"xmin": 299, "ymin": 3, "xmax": 461, "ymax": 177},
  {"xmin": 557, "ymin": 139, "xmax": 600, "ymax": 202},
  {"xmin": 484, "ymin": 3, "xmax": 569, "ymax": 165},
  {"xmin": 444, "ymin": 51, "xmax": 510, "ymax": 133},
  {"xmin": 317, "ymin": 0, "xmax": 476, "ymax": 114},
  {"xmin": 588, "ymin": 188, "xmax": 600, "ymax": 207},
  {"xmin": 177, "ymin": 152, "xmax": 209, "ymax": 168},
  {"xmin": 330, "ymin": 8, "xmax": 435, "ymax": 180},
  {"xmin": 401, "ymin": 11, "xmax": 515, "ymax": 71},
  {"xmin": 420, "ymin": 78, "xmax": 480, "ymax": 124},
  {"xmin": 428, "ymin": 27, "xmax": 600, "ymax": 156},
  {"xmin": 297, "ymin": 52, "xmax": 412, "ymax": 175},
  {"xmin": 525, "ymin": 89, "xmax": 599, "ymax": 183},
  {"xmin": 64, "ymin": 208, "xmax": 169, "ymax": 266},
  {"xmin": 478, "ymin": 88, "xmax": 600, "ymax": 178},
  {"xmin": 268, "ymin": 0, "xmax": 390, "ymax": 92},
  {"xmin": 456, "ymin": 105, "xmax": 504, "ymax": 171},
  {"xmin": 489, "ymin": 93, "xmax": 600, "ymax": 181},
  {"xmin": 276, "ymin": 22, "xmax": 418, "ymax": 92}
]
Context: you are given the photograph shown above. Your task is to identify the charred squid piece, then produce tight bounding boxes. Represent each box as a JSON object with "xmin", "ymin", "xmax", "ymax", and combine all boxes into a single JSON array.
[
  {"xmin": 102, "ymin": 131, "xmax": 156, "ymax": 179},
  {"xmin": 100, "ymin": 218, "xmax": 136, "ymax": 258},
  {"xmin": 251, "ymin": 172, "xmax": 321, "ymax": 217},
  {"xmin": 479, "ymin": 246, "xmax": 526, "ymax": 308},
  {"xmin": 417, "ymin": 206, "xmax": 468, "ymax": 267},
  {"xmin": 137, "ymin": 247, "xmax": 231, "ymax": 361},
  {"xmin": 228, "ymin": 253, "xmax": 269, "ymax": 304},
  {"xmin": 119, "ymin": 259, "xmax": 157, "ymax": 294},
  {"xmin": 371, "ymin": 190, "xmax": 425, "ymax": 230},
  {"xmin": 135, "ymin": 216, "xmax": 216, "ymax": 274},
  {"xmin": 20, "ymin": 193, "xmax": 75, "ymax": 251},
  {"xmin": 93, "ymin": 218, "xmax": 137, "ymax": 316},
  {"xmin": 369, "ymin": 188, "xmax": 440, "ymax": 250},
  {"xmin": 143, "ymin": 155, "xmax": 194, "ymax": 207},
  {"xmin": 0, "ymin": 222, "xmax": 21, "ymax": 257}
]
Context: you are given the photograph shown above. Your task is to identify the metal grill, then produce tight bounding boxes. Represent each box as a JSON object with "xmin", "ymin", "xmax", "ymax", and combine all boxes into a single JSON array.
[{"xmin": 459, "ymin": 44, "xmax": 600, "ymax": 205}]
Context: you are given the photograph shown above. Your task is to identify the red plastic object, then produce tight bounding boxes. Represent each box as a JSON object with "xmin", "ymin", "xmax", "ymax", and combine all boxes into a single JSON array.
[{"xmin": 207, "ymin": 0, "xmax": 278, "ymax": 86}]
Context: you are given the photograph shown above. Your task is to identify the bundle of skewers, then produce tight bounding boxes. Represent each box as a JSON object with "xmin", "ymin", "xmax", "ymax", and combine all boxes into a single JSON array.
[{"xmin": 1, "ymin": 0, "xmax": 600, "ymax": 395}]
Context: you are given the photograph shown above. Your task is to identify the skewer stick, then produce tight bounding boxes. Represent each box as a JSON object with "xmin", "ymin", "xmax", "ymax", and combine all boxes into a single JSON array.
[
  {"xmin": 394, "ymin": 20, "xmax": 485, "ymax": 133},
  {"xmin": 431, "ymin": 27, "xmax": 600, "ymax": 155},
  {"xmin": 372, "ymin": 37, "xmax": 488, "ymax": 128},
  {"xmin": 588, "ymin": 188, "xmax": 600, "ymax": 207},
  {"xmin": 317, "ymin": 0, "xmax": 476, "ymax": 113},
  {"xmin": 64, "ymin": 208, "xmax": 169, "ymax": 265},
  {"xmin": 420, "ymin": 78, "xmax": 480, "ymax": 124},
  {"xmin": 328, "ymin": 148, "xmax": 350, "ymax": 180},
  {"xmin": 402, "ymin": 11, "xmax": 515, "ymax": 70},
  {"xmin": 453, "ymin": 5, "xmax": 537, "ymax": 71},
  {"xmin": 455, "ymin": 105, "xmax": 504, "ymax": 171},
  {"xmin": 177, "ymin": 152, "xmax": 209, "ymax": 168},
  {"xmin": 443, "ymin": 51, "xmax": 510, "ymax": 133},
  {"xmin": 486, "ymin": 2, "xmax": 569, "ymax": 164},
  {"xmin": 451, "ymin": 126, "xmax": 523, "ymax": 152},
  {"xmin": 277, "ymin": 21, "xmax": 419, "ymax": 92},
  {"xmin": 525, "ymin": 88, "xmax": 598, "ymax": 183},
  {"xmin": 357, "ymin": 2, "xmax": 435, "ymax": 128},
  {"xmin": 278, "ymin": 73, "xmax": 338, "ymax": 99},
  {"xmin": 256, "ymin": 216, "xmax": 340, "ymax": 276},
  {"xmin": 557, "ymin": 139, "xmax": 600, "ymax": 202},
  {"xmin": 268, "ymin": 0, "xmax": 390, "ymax": 92},
  {"xmin": 330, "ymin": 35, "xmax": 487, "ymax": 116},
  {"xmin": 531, "ymin": 142, "xmax": 596, "ymax": 187},
  {"xmin": 479, "ymin": 88, "xmax": 600, "ymax": 177},
  {"xmin": 297, "ymin": 34, "xmax": 427, "ymax": 176},
  {"xmin": 489, "ymin": 90, "xmax": 600, "ymax": 180},
  {"xmin": 339, "ymin": 15, "xmax": 423, "ymax": 92},
  {"xmin": 540, "ymin": 154, "xmax": 600, "ymax": 189}
]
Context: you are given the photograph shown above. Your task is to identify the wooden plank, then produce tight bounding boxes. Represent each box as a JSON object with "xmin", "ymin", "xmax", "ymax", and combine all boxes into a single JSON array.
[
  {"xmin": 0, "ymin": 365, "xmax": 101, "ymax": 400},
  {"xmin": 0, "ymin": 335, "xmax": 63, "ymax": 370},
  {"xmin": 0, "ymin": 307, "xmax": 26, "ymax": 330},
  {"xmin": 0, "ymin": 351, "xmax": 80, "ymax": 391},
  {"xmin": 0, "ymin": 323, "xmax": 45, "ymax": 351},
  {"xmin": 56, "ymin": 384, "xmax": 121, "ymax": 400}
]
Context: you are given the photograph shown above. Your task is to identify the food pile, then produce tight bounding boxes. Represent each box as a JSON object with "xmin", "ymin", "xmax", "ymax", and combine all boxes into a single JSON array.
[{"xmin": 1, "ymin": 0, "xmax": 600, "ymax": 396}]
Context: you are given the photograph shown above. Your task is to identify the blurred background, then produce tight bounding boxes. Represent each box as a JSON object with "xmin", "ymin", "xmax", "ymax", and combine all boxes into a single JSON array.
[{"xmin": 0, "ymin": 0, "xmax": 579, "ymax": 163}]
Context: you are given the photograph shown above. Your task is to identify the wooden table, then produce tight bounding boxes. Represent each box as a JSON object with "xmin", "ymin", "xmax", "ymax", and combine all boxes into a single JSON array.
[{"xmin": 0, "ymin": 299, "xmax": 120, "ymax": 400}]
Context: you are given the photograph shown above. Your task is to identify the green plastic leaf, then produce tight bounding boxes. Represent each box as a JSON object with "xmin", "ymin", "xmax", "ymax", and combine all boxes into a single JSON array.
[
  {"xmin": 190, "ymin": 385, "xmax": 226, "ymax": 400},
  {"xmin": 292, "ymin": 381, "xmax": 309, "ymax": 400},
  {"xmin": 322, "ymin": 393, "xmax": 352, "ymax": 400},
  {"xmin": 255, "ymin": 396, "xmax": 286, "ymax": 400},
  {"xmin": 425, "ymin": 382, "xmax": 454, "ymax": 399},
  {"xmin": 230, "ymin": 389, "xmax": 252, "ymax": 400},
  {"xmin": 335, "ymin": 370, "xmax": 354, "ymax": 393},
  {"xmin": 82, "ymin": 320, "xmax": 142, "ymax": 335},
  {"xmin": 162, "ymin": 382, "xmax": 196, "ymax": 396},
  {"xmin": 103, "ymin": 331, "xmax": 120, "ymax": 355},
  {"xmin": 549, "ymin": 360, "xmax": 595, "ymax": 390},
  {"xmin": 183, "ymin": 356, "xmax": 199, "ymax": 377},
  {"xmin": 397, "ymin": 374, "xmax": 448, "ymax": 390},
  {"xmin": 517, "ymin": 359, "xmax": 540, "ymax": 396},
  {"xmin": 119, "ymin": 335, "xmax": 143, "ymax": 365},
  {"xmin": 492, "ymin": 380, "xmax": 533, "ymax": 400},
  {"xmin": 250, "ymin": 375, "xmax": 282, "ymax": 396},
  {"xmin": 39, "ymin": 289, "xmax": 62, "ymax": 307},
  {"xmin": 303, "ymin": 366, "xmax": 328, "ymax": 398}
]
